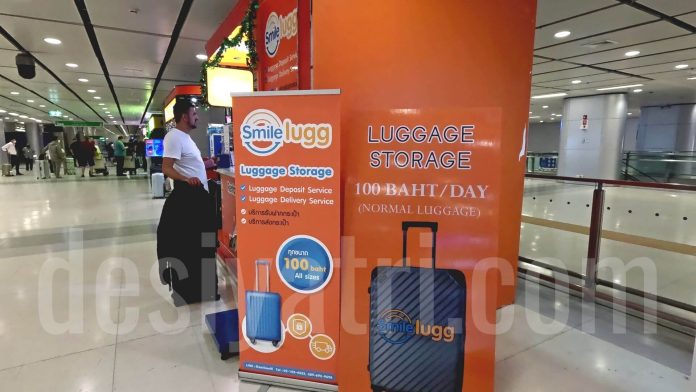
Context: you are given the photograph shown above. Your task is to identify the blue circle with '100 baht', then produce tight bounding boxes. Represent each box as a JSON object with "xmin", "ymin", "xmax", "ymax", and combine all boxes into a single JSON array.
[{"xmin": 276, "ymin": 235, "xmax": 333, "ymax": 294}]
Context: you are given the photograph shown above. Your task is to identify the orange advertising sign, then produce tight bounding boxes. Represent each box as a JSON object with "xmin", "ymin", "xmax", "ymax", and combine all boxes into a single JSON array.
[
  {"xmin": 257, "ymin": 0, "xmax": 299, "ymax": 91},
  {"xmin": 312, "ymin": 0, "xmax": 537, "ymax": 391},
  {"xmin": 232, "ymin": 90, "xmax": 341, "ymax": 385}
]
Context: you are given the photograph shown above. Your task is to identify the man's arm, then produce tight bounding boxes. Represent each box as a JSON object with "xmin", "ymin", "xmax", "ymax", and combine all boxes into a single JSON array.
[{"xmin": 162, "ymin": 157, "xmax": 202, "ymax": 186}]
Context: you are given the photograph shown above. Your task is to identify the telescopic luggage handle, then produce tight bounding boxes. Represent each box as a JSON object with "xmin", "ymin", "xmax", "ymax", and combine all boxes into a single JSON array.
[
  {"xmin": 402, "ymin": 221, "xmax": 438, "ymax": 269},
  {"xmin": 255, "ymin": 260, "xmax": 271, "ymax": 292}
]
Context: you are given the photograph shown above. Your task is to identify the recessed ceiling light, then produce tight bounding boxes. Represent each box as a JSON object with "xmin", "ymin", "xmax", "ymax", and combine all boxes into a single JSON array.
[
  {"xmin": 63, "ymin": 115, "xmax": 68, "ymax": 118},
  {"xmin": 20, "ymin": 115, "xmax": 28, "ymax": 119},
  {"xmin": 675, "ymin": 64, "xmax": 689, "ymax": 69},
  {"xmin": 69, "ymin": 117, "xmax": 73, "ymax": 120},
  {"xmin": 94, "ymin": 96, "xmax": 101, "ymax": 100},
  {"xmin": 39, "ymin": 105, "xmax": 46, "ymax": 108},
  {"xmin": 596, "ymin": 83, "xmax": 643, "ymax": 91},
  {"xmin": 542, "ymin": 105, "xmax": 549, "ymax": 109},
  {"xmin": 196, "ymin": 54, "xmax": 208, "ymax": 60},
  {"xmin": 0, "ymin": 110, "xmax": 5, "ymax": 113},
  {"xmin": 688, "ymin": 77, "xmax": 696, "ymax": 80},
  {"xmin": 27, "ymin": 99, "xmax": 34, "ymax": 103},
  {"xmin": 98, "ymin": 103, "xmax": 105, "ymax": 106},
  {"xmin": 557, "ymin": 114, "xmax": 562, "ymax": 117},
  {"xmin": 551, "ymin": 113, "xmax": 556, "ymax": 116},
  {"xmin": 554, "ymin": 31, "xmax": 571, "ymax": 39},
  {"xmin": 625, "ymin": 51, "xmax": 640, "ymax": 57},
  {"xmin": 628, "ymin": 112, "xmax": 633, "ymax": 115},
  {"xmin": 633, "ymin": 89, "xmax": 643, "ymax": 93},
  {"xmin": 105, "ymin": 111, "xmax": 111, "ymax": 114},
  {"xmin": 112, "ymin": 121, "xmax": 117, "ymax": 123},
  {"xmin": 87, "ymin": 89, "xmax": 96, "ymax": 93},
  {"xmin": 9, "ymin": 113, "xmax": 18, "ymax": 116},
  {"xmin": 10, "ymin": 91, "xmax": 19, "ymax": 95},
  {"xmin": 65, "ymin": 63, "xmax": 78, "ymax": 68},
  {"xmin": 78, "ymin": 78, "xmax": 89, "ymax": 82},
  {"xmin": 36, "ymin": 120, "xmax": 42, "ymax": 123},
  {"xmin": 529, "ymin": 111, "xmax": 533, "ymax": 114},
  {"xmin": 43, "ymin": 37, "xmax": 62, "ymax": 45},
  {"xmin": 571, "ymin": 80, "xmax": 582, "ymax": 84},
  {"xmin": 533, "ymin": 93, "xmax": 568, "ymax": 99},
  {"xmin": 540, "ymin": 120, "xmax": 545, "ymax": 123},
  {"xmin": 4, "ymin": 117, "xmax": 9, "ymax": 120}
]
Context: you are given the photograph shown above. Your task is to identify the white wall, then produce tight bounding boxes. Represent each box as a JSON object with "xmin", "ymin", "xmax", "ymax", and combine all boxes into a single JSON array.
[
  {"xmin": 622, "ymin": 117, "xmax": 639, "ymax": 151},
  {"xmin": 527, "ymin": 121, "xmax": 561, "ymax": 152}
]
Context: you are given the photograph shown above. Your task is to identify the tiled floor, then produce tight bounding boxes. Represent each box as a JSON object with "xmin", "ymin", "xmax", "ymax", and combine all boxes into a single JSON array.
[{"xmin": 0, "ymin": 173, "xmax": 694, "ymax": 391}]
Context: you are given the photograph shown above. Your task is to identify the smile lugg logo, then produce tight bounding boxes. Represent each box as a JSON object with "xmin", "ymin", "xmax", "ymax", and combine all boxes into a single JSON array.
[
  {"xmin": 265, "ymin": 8, "xmax": 298, "ymax": 58},
  {"xmin": 241, "ymin": 109, "xmax": 332, "ymax": 156},
  {"xmin": 376, "ymin": 309, "xmax": 455, "ymax": 344}
]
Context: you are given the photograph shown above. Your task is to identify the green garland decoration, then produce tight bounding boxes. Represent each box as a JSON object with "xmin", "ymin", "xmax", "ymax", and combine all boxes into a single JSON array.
[{"xmin": 200, "ymin": 0, "xmax": 260, "ymax": 108}]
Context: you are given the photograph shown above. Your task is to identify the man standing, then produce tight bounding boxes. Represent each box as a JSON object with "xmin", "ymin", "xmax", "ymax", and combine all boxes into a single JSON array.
[
  {"xmin": 2, "ymin": 139, "xmax": 22, "ymax": 175},
  {"xmin": 114, "ymin": 136, "xmax": 126, "ymax": 176},
  {"xmin": 22, "ymin": 144, "xmax": 35, "ymax": 172},
  {"xmin": 157, "ymin": 101, "xmax": 218, "ymax": 306},
  {"xmin": 46, "ymin": 136, "xmax": 66, "ymax": 178}
]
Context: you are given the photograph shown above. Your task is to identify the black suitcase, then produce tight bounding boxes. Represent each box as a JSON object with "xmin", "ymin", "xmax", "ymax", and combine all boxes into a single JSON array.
[{"xmin": 369, "ymin": 221, "xmax": 466, "ymax": 392}]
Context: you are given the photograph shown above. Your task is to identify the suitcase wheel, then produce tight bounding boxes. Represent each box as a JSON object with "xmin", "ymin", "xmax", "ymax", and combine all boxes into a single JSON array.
[
  {"xmin": 272, "ymin": 340, "xmax": 279, "ymax": 347},
  {"xmin": 250, "ymin": 338, "xmax": 256, "ymax": 345},
  {"xmin": 367, "ymin": 286, "xmax": 371, "ymax": 295}
]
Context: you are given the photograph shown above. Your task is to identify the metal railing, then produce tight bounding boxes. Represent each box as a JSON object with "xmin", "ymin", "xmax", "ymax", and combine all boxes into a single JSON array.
[
  {"xmin": 623, "ymin": 151, "xmax": 696, "ymax": 184},
  {"xmin": 521, "ymin": 174, "xmax": 696, "ymax": 332}
]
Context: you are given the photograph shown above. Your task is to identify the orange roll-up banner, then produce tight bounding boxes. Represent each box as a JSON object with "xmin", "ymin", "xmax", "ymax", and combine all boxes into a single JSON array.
[
  {"xmin": 312, "ymin": 1, "xmax": 537, "ymax": 391},
  {"xmin": 233, "ymin": 91, "xmax": 342, "ymax": 386}
]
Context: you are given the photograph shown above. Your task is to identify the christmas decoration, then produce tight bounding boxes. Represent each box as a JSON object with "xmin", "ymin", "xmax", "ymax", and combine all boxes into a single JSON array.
[{"xmin": 200, "ymin": 0, "xmax": 259, "ymax": 108}]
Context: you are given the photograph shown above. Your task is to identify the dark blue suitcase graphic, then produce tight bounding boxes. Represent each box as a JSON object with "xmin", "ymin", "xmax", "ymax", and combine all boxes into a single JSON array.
[
  {"xmin": 369, "ymin": 222, "xmax": 466, "ymax": 392},
  {"xmin": 245, "ymin": 260, "xmax": 282, "ymax": 347}
]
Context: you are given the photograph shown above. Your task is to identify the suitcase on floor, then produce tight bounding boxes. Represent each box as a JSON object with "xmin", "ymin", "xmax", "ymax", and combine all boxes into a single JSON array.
[
  {"xmin": 65, "ymin": 157, "xmax": 76, "ymax": 175},
  {"xmin": 1, "ymin": 163, "xmax": 11, "ymax": 176},
  {"xmin": 368, "ymin": 221, "xmax": 466, "ymax": 392},
  {"xmin": 35, "ymin": 160, "xmax": 51, "ymax": 179},
  {"xmin": 245, "ymin": 260, "xmax": 282, "ymax": 346},
  {"xmin": 151, "ymin": 173, "xmax": 165, "ymax": 198}
]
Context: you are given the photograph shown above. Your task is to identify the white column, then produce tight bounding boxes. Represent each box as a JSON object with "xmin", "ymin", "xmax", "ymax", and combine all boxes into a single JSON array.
[{"xmin": 558, "ymin": 93, "xmax": 628, "ymax": 179}]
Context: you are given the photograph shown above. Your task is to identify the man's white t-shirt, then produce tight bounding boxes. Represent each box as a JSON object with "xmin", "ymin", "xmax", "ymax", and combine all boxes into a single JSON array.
[{"xmin": 163, "ymin": 128, "xmax": 208, "ymax": 191}]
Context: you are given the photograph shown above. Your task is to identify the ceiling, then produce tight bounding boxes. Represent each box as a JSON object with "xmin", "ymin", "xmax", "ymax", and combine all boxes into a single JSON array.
[
  {"xmin": 0, "ymin": 0, "xmax": 694, "ymax": 132},
  {"xmin": 0, "ymin": 0, "xmax": 239, "ymax": 134},
  {"xmin": 530, "ymin": 0, "xmax": 696, "ymax": 123}
]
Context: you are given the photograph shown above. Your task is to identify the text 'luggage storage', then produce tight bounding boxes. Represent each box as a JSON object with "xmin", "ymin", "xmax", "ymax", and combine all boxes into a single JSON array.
[
  {"xmin": 369, "ymin": 221, "xmax": 467, "ymax": 392},
  {"xmin": 245, "ymin": 260, "xmax": 282, "ymax": 347}
]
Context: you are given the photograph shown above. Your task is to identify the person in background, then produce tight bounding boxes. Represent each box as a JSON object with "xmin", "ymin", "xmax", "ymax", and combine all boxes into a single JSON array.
[
  {"xmin": 157, "ymin": 100, "xmax": 218, "ymax": 306},
  {"xmin": 22, "ymin": 144, "xmax": 35, "ymax": 172},
  {"xmin": 70, "ymin": 136, "xmax": 87, "ymax": 177},
  {"xmin": 2, "ymin": 139, "xmax": 22, "ymax": 175},
  {"xmin": 46, "ymin": 136, "xmax": 66, "ymax": 178},
  {"xmin": 114, "ymin": 136, "xmax": 127, "ymax": 176},
  {"xmin": 81, "ymin": 137, "xmax": 96, "ymax": 177}
]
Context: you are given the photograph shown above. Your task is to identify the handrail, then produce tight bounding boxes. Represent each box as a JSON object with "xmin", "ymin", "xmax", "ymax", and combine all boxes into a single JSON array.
[
  {"xmin": 621, "ymin": 160, "xmax": 659, "ymax": 182},
  {"xmin": 525, "ymin": 173, "xmax": 696, "ymax": 192}
]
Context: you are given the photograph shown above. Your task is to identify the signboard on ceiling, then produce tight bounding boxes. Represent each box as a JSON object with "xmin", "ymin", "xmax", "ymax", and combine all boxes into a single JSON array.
[
  {"xmin": 256, "ymin": 0, "xmax": 299, "ymax": 91},
  {"xmin": 55, "ymin": 121, "xmax": 103, "ymax": 127},
  {"xmin": 48, "ymin": 110, "xmax": 63, "ymax": 117}
]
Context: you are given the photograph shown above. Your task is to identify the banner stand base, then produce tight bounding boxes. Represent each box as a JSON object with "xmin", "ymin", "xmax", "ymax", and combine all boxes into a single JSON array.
[{"xmin": 239, "ymin": 371, "xmax": 338, "ymax": 392}]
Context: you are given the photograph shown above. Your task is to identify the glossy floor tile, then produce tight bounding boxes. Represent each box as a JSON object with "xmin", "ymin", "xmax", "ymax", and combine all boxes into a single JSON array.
[{"xmin": 0, "ymin": 171, "xmax": 694, "ymax": 391}]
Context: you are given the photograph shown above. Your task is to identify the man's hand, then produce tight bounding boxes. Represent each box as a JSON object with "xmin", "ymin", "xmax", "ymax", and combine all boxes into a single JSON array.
[{"xmin": 186, "ymin": 177, "xmax": 202, "ymax": 186}]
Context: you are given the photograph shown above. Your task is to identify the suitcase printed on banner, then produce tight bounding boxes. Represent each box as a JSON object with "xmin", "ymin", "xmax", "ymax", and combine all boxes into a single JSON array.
[
  {"xmin": 151, "ymin": 173, "xmax": 165, "ymax": 198},
  {"xmin": 369, "ymin": 222, "xmax": 466, "ymax": 392},
  {"xmin": 245, "ymin": 260, "xmax": 282, "ymax": 347}
]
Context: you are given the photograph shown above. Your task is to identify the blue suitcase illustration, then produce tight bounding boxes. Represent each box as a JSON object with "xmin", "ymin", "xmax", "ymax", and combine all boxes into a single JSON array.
[
  {"xmin": 245, "ymin": 260, "xmax": 282, "ymax": 347},
  {"xmin": 369, "ymin": 221, "xmax": 467, "ymax": 392}
]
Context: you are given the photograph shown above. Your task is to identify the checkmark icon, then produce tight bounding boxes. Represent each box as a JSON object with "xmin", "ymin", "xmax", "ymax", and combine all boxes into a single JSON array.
[
  {"xmin": 241, "ymin": 195, "xmax": 247, "ymax": 202},
  {"xmin": 240, "ymin": 184, "xmax": 246, "ymax": 191}
]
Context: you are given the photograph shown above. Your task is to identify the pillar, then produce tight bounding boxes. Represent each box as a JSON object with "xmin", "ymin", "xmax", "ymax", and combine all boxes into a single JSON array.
[
  {"xmin": 558, "ymin": 93, "xmax": 627, "ymax": 179},
  {"xmin": 25, "ymin": 122, "xmax": 42, "ymax": 153}
]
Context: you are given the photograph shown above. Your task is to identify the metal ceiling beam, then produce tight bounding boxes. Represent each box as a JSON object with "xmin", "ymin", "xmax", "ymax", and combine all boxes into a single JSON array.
[
  {"xmin": 0, "ymin": 25, "xmax": 108, "ymax": 124},
  {"xmin": 139, "ymin": 0, "xmax": 194, "ymax": 125},
  {"xmin": 0, "ymin": 73, "xmax": 84, "ymax": 120},
  {"xmin": 74, "ymin": 0, "xmax": 126, "ymax": 125},
  {"xmin": 616, "ymin": 0, "xmax": 696, "ymax": 34}
]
